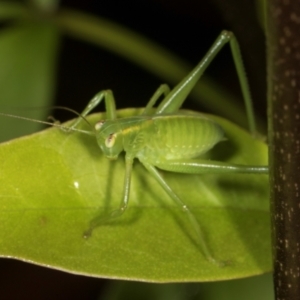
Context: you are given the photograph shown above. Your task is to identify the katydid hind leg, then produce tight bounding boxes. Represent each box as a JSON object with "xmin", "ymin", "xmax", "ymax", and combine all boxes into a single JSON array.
[
  {"xmin": 141, "ymin": 161, "xmax": 218, "ymax": 264},
  {"xmin": 83, "ymin": 157, "xmax": 133, "ymax": 238},
  {"xmin": 153, "ymin": 159, "xmax": 269, "ymax": 175},
  {"xmin": 227, "ymin": 33, "xmax": 256, "ymax": 134},
  {"xmin": 155, "ymin": 31, "xmax": 256, "ymax": 135},
  {"xmin": 155, "ymin": 31, "xmax": 235, "ymax": 114}
]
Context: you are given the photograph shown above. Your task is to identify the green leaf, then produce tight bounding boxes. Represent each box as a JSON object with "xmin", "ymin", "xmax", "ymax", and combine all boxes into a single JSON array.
[
  {"xmin": 29, "ymin": 0, "xmax": 60, "ymax": 13},
  {"xmin": 0, "ymin": 108, "xmax": 270, "ymax": 282},
  {"xmin": 0, "ymin": 2, "xmax": 28, "ymax": 20},
  {"xmin": 0, "ymin": 21, "xmax": 60, "ymax": 141}
]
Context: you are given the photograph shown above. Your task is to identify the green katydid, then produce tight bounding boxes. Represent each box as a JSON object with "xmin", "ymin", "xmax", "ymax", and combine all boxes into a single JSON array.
[
  {"xmin": 62, "ymin": 30, "xmax": 268, "ymax": 264},
  {"xmin": 0, "ymin": 30, "xmax": 268, "ymax": 265}
]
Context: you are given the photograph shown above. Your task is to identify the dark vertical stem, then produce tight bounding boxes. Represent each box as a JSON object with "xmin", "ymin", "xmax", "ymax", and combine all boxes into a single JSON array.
[{"xmin": 267, "ymin": 1, "xmax": 300, "ymax": 299}]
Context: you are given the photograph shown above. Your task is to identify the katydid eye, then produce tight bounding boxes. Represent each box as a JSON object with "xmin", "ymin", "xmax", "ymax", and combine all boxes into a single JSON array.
[
  {"xmin": 95, "ymin": 120, "xmax": 105, "ymax": 130},
  {"xmin": 105, "ymin": 133, "xmax": 116, "ymax": 148}
]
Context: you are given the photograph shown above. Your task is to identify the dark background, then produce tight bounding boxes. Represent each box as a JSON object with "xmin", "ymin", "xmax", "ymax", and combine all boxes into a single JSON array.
[{"xmin": 54, "ymin": 0, "xmax": 266, "ymax": 123}]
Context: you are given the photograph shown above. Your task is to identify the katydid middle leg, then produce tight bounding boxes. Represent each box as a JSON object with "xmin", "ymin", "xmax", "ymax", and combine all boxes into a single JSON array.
[
  {"xmin": 141, "ymin": 160, "xmax": 218, "ymax": 264},
  {"xmin": 140, "ymin": 157, "xmax": 268, "ymax": 263},
  {"xmin": 142, "ymin": 84, "xmax": 170, "ymax": 115}
]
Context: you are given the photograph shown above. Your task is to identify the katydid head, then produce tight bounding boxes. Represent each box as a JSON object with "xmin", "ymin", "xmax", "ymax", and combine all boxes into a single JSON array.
[{"xmin": 95, "ymin": 120, "xmax": 124, "ymax": 160}]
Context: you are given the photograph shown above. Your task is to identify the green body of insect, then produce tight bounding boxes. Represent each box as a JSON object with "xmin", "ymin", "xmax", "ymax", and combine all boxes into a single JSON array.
[
  {"xmin": 67, "ymin": 31, "xmax": 268, "ymax": 264},
  {"xmin": 97, "ymin": 114, "xmax": 223, "ymax": 163}
]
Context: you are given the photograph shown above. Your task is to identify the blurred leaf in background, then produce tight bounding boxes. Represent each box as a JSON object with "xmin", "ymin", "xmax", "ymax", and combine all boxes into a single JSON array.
[{"xmin": 0, "ymin": 1, "xmax": 59, "ymax": 141}]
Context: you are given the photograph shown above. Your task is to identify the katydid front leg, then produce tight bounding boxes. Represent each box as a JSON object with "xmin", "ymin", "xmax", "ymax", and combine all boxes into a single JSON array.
[
  {"xmin": 69, "ymin": 90, "xmax": 117, "ymax": 131},
  {"xmin": 84, "ymin": 156, "xmax": 134, "ymax": 238}
]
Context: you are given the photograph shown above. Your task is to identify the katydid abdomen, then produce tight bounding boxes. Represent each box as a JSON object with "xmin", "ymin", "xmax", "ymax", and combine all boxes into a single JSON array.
[{"xmin": 129, "ymin": 114, "xmax": 224, "ymax": 163}]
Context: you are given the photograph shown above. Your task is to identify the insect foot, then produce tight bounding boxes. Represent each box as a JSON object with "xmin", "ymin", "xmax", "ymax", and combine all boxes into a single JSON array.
[{"xmin": 82, "ymin": 208, "xmax": 126, "ymax": 240}]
